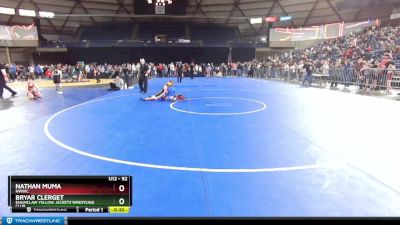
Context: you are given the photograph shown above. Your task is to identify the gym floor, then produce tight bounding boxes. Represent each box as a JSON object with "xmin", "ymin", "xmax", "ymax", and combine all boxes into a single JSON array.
[{"xmin": 1, "ymin": 77, "xmax": 400, "ymax": 216}]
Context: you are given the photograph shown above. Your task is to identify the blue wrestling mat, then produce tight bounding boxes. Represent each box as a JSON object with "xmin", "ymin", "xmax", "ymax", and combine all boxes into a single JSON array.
[{"xmin": 1, "ymin": 77, "xmax": 400, "ymax": 216}]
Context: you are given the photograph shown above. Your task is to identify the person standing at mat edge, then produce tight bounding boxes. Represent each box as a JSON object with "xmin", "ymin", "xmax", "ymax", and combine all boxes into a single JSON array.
[
  {"xmin": 138, "ymin": 58, "xmax": 149, "ymax": 94},
  {"xmin": 190, "ymin": 62, "xmax": 194, "ymax": 79},
  {"xmin": 53, "ymin": 66, "xmax": 63, "ymax": 94},
  {"xmin": 0, "ymin": 63, "xmax": 17, "ymax": 99},
  {"xmin": 177, "ymin": 62, "xmax": 184, "ymax": 83}
]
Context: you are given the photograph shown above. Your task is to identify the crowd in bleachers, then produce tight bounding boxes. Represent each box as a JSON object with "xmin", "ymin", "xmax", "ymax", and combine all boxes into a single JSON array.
[
  {"xmin": 280, "ymin": 25, "xmax": 400, "ymax": 63},
  {"xmin": 244, "ymin": 24, "xmax": 400, "ymax": 94}
]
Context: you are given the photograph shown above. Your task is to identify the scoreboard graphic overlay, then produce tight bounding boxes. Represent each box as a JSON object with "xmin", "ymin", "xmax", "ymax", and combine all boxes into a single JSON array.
[{"xmin": 8, "ymin": 176, "xmax": 132, "ymax": 214}]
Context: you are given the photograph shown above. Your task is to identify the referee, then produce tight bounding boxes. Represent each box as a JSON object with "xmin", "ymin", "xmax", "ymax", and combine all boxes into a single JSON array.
[
  {"xmin": 122, "ymin": 63, "xmax": 129, "ymax": 89},
  {"xmin": 0, "ymin": 63, "xmax": 17, "ymax": 99},
  {"xmin": 177, "ymin": 62, "xmax": 184, "ymax": 83},
  {"xmin": 138, "ymin": 58, "xmax": 149, "ymax": 94}
]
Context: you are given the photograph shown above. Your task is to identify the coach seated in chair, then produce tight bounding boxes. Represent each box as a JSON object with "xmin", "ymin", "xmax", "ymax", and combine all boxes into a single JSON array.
[{"xmin": 108, "ymin": 75, "xmax": 124, "ymax": 91}]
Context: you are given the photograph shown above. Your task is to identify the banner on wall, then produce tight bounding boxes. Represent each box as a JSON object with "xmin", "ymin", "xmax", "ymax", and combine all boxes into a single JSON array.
[
  {"xmin": 390, "ymin": 8, "xmax": 400, "ymax": 20},
  {"xmin": 0, "ymin": 24, "xmax": 39, "ymax": 47},
  {"xmin": 270, "ymin": 19, "xmax": 380, "ymax": 42}
]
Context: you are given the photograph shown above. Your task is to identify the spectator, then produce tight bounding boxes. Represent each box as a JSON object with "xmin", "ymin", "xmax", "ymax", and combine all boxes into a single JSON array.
[
  {"xmin": 169, "ymin": 62, "xmax": 175, "ymax": 77},
  {"xmin": 302, "ymin": 60, "xmax": 314, "ymax": 86},
  {"xmin": 386, "ymin": 61, "xmax": 396, "ymax": 94},
  {"xmin": 9, "ymin": 64, "xmax": 17, "ymax": 82},
  {"xmin": 343, "ymin": 59, "xmax": 353, "ymax": 87},
  {"xmin": 94, "ymin": 65, "xmax": 101, "ymax": 84},
  {"xmin": 232, "ymin": 62, "xmax": 237, "ymax": 76},
  {"xmin": 237, "ymin": 62, "xmax": 243, "ymax": 77}
]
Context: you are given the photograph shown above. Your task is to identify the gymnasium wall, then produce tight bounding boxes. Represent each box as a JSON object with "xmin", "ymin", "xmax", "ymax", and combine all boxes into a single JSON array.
[{"xmin": 0, "ymin": 47, "xmax": 35, "ymax": 65}]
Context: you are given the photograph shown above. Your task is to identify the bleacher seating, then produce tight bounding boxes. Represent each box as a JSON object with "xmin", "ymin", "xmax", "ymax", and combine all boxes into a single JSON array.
[
  {"xmin": 80, "ymin": 24, "xmax": 133, "ymax": 40},
  {"xmin": 41, "ymin": 23, "xmax": 247, "ymax": 48},
  {"xmin": 190, "ymin": 25, "xmax": 237, "ymax": 41},
  {"xmin": 137, "ymin": 23, "xmax": 185, "ymax": 41}
]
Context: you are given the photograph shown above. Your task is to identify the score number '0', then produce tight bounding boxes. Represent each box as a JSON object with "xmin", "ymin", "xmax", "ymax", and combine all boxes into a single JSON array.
[{"xmin": 119, "ymin": 185, "xmax": 125, "ymax": 205}]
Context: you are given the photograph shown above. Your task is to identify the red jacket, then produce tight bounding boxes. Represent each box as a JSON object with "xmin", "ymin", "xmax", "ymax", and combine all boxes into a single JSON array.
[{"xmin": 45, "ymin": 70, "xmax": 52, "ymax": 78}]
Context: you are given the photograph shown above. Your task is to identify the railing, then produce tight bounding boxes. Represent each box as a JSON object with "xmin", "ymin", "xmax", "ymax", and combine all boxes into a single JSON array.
[
  {"xmin": 65, "ymin": 42, "xmax": 88, "ymax": 48},
  {"xmin": 39, "ymin": 42, "xmax": 66, "ymax": 48},
  {"xmin": 251, "ymin": 67, "xmax": 400, "ymax": 90}
]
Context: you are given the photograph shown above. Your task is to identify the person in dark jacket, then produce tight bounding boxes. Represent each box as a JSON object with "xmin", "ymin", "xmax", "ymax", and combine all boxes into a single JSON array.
[
  {"xmin": 0, "ymin": 63, "xmax": 17, "ymax": 99},
  {"xmin": 177, "ymin": 62, "xmax": 184, "ymax": 83},
  {"xmin": 138, "ymin": 58, "xmax": 149, "ymax": 94}
]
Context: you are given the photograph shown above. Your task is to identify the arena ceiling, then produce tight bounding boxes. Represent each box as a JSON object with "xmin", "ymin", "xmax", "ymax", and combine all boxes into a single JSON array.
[{"xmin": 0, "ymin": 0, "xmax": 397, "ymax": 37}]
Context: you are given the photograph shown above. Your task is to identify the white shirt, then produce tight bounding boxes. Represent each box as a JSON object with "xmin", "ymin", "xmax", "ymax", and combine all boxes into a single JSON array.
[
  {"xmin": 322, "ymin": 64, "xmax": 329, "ymax": 75},
  {"xmin": 284, "ymin": 64, "xmax": 290, "ymax": 71}
]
